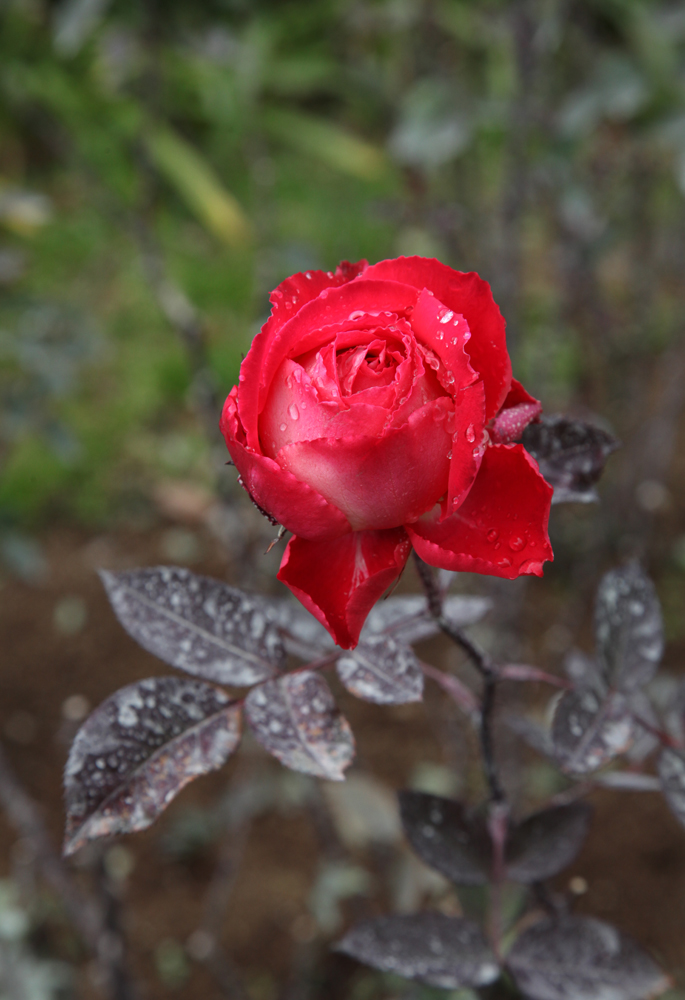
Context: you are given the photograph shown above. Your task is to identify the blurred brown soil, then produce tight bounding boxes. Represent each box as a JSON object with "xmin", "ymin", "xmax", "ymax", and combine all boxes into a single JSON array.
[{"xmin": 2, "ymin": 524, "xmax": 685, "ymax": 998}]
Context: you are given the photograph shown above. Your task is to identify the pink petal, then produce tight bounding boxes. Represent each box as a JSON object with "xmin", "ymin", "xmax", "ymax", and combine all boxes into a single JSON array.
[
  {"xmin": 277, "ymin": 397, "xmax": 454, "ymax": 531},
  {"xmin": 278, "ymin": 528, "xmax": 412, "ymax": 649},
  {"xmin": 490, "ymin": 378, "xmax": 542, "ymax": 444},
  {"xmin": 362, "ymin": 257, "xmax": 511, "ymax": 421},
  {"xmin": 406, "ymin": 444, "xmax": 553, "ymax": 579},
  {"xmin": 220, "ymin": 390, "xmax": 351, "ymax": 541}
]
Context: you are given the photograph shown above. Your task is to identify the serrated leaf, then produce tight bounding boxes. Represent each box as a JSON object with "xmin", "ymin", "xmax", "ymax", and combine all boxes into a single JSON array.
[
  {"xmin": 594, "ymin": 564, "xmax": 664, "ymax": 692},
  {"xmin": 245, "ymin": 671, "xmax": 354, "ymax": 781},
  {"xmin": 64, "ymin": 677, "xmax": 241, "ymax": 855},
  {"xmin": 505, "ymin": 802, "xmax": 593, "ymax": 882},
  {"xmin": 522, "ymin": 415, "xmax": 619, "ymax": 504},
  {"xmin": 658, "ymin": 749, "xmax": 685, "ymax": 827},
  {"xmin": 337, "ymin": 635, "xmax": 423, "ymax": 705},
  {"xmin": 100, "ymin": 567, "xmax": 283, "ymax": 686},
  {"xmin": 552, "ymin": 690, "xmax": 634, "ymax": 775},
  {"xmin": 507, "ymin": 915, "xmax": 668, "ymax": 1000},
  {"xmin": 336, "ymin": 913, "xmax": 499, "ymax": 989},
  {"xmin": 398, "ymin": 792, "xmax": 490, "ymax": 886},
  {"xmin": 362, "ymin": 595, "xmax": 491, "ymax": 645}
]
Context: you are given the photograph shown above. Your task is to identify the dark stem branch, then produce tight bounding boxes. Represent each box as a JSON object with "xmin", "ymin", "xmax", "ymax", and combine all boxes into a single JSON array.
[{"xmin": 413, "ymin": 554, "xmax": 505, "ymax": 803}]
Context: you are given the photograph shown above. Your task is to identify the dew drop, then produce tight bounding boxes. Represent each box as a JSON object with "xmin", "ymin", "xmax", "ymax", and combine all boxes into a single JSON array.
[
  {"xmin": 486, "ymin": 529, "xmax": 499, "ymax": 544},
  {"xmin": 291, "ymin": 296, "xmax": 298, "ymax": 305},
  {"xmin": 444, "ymin": 371, "xmax": 455, "ymax": 385},
  {"xmin": 288, "ymin": 404, "xmax": 299, "ymax": 420},
  {"xmin": 279, "ymin": 423, "xmax": 287, "ymax": 432},
  {"xmin": 509, "ymin": 536, "xmax": 526, "ymax": 552},
  {"xmin": 305, "ymin": 272, "xmax": 312, "ymax": 280},
  {"xmin": 436, "ymin": 331, "xmax": 444, "ymax": 341},
  {"xmin": 439, "ymin": 310, "xmax": 454, "ymax": 324},
  {"xmin": 348, "ymin": 310, "xmax": 365, "ymax": 321},
  {"xmin": 497, "ymin": 557, "xmax": 512, "ymax": 569},
  {"xmin": 465, "ymin": 425, "xmax": 476, "ymax": 443},
  {"xmin": 447, "ymin": 450, "xmax": 452, "ymax": 460}
]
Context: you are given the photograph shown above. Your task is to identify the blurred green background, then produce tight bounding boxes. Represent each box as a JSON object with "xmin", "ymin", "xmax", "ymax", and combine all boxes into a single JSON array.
[{"xmin": 2, "ymin": 0, "xmax": 685, "ymax": 560}]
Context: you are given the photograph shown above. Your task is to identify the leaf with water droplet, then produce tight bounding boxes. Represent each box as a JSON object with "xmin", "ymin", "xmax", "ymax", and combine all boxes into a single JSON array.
[
  {"xmin": 245, "ymin": 671, "xmax": 354, "ymax": 780},
  {"xmin": 361, "ymin": 594, "xmax": 491, "ymax": 646},
  {"xmin": 551, "ymin": 690, "xmax": 634, "ymax": 774},
  {"xmin": 336, "ymin": 913, "xmax": 499, "ymax": 989},
  {"xmin": 63, "ymin": 677, "xmax": 241, "ymax": 855},
  {"xmin": 337, "ymin": 635, "xmax": 423, "ymax": 705},
  {"xmin": 594, "ymin": 564, "xmax": 664, "ymax": 692},
  {"xmin": 507, "ymin": 915, "xmax": 669, "ymax": 1000},
  {"xmin": 398, "ymin": 792, "xmax": 490, "ymax": 885},
  {"xmin": 505, "ymin": 802, "xmax": 593, "ymax": 883},
  {"xmin": 100, "ymin": 567, "xmax": 283, "ymax": 686},
  {"xmin": 522, "ymin": 415, "xmax": 619, "ymax": 504}
]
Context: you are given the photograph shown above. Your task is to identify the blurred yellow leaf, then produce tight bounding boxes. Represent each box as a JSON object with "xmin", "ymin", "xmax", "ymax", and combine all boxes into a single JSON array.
[
  {"xmin": 145, "ymin": 128, "xmax": 252, "ymax": 246},
  {"xmin": 263, "ymin": 109, "xmax": 387, "ymax": 181}
]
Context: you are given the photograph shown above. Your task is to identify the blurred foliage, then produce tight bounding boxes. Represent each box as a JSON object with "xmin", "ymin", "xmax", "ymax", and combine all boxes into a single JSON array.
[{"xmin": 1, "ymin": 0, "xmax": 685, "ymax": 540}]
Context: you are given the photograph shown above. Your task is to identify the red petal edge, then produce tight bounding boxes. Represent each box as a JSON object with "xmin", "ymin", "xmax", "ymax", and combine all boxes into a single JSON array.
[
  {"xmin": 278, "ymin": 528, "xmax": 412, "ymax": 649},
  {"xmin": 490, "ymin": 378, "xmax": 542, "ymax": 444},
  {"xmin": 406, "ymin": 444, "xmax": 553, "ymax": 579},
  {"xmin": 362, "ymin": 257, "xmax": 511, "ymax": 421},
  {"xmin": 221, "ymin": 390, "xmax": 351, "ymax": 541}
]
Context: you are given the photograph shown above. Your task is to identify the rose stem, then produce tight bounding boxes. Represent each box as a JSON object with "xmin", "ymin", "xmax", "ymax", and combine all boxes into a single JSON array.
[{"xmin": 412, "ymin": 553, "xmax": 505, "ymax": 805}]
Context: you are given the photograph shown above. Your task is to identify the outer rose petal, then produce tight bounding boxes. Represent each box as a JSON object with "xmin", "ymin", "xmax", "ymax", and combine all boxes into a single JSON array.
[
  {"xmin": 278, "ymin": 528, "xmax": 412, "ymax": 649},
  {"xmin": 490, "ymin": 378, "xmax": 542, "ymax": 444},
  {"xmin": 221, "ymin": 390, "xmax": 351, "ymax": 541},
  {"xmin": 362, "ymin": 257, "xmax": 511, "ymax": 420},
  {"xmin": 406, "ymin": 444, "xmax": 553, "ymax": 579},
  {"xmin": 277, "ymin": 397, "xmax": 454, "ymax": 531},
  {"xmin": 410, "ymin": 288, "xmax": 477, "ymax": 393}
]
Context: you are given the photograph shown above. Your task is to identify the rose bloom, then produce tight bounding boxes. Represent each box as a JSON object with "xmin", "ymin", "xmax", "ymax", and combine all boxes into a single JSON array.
[{"xmin": 221, "ymin": 257, "xmax": 553, "ymax": 649}]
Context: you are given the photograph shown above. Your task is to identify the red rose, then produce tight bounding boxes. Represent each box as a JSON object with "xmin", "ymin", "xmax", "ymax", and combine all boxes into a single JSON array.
[{"xmin": 221, "ymin": 257, "xmax": 553, "ymax": 649}]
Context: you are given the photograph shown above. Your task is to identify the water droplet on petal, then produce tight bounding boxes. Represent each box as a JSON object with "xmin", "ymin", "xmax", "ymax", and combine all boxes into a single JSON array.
[
  {"xmin": 305, "ymin": 272, "xmax": 312, "ymax": 280},
  {"xmin": 447, "ymin": 451, "xmax": 452, "ymax": 460},
  {"xmin": 486, "ymin": 529, "xmax": 499, "ymax": 544},
  {"xmin": 279, "ymin": 423, "xmax": 287, "ymax": 432},
  {"xmin": 497, "ymin": 557, "xmax": 512, "ymax": 569},
  {"xmin": 509, "ymin": 536, "xmax": 526, "ymax": 552},
  {"xmin": 348, "ymin": 310, "xmax": 365, "ymax": 321},
  {"xmin": 288, "ymin": 404, "xmax": 299, "ymax": 420},
  {"xmin": 465, "ymin": 425, "xmax": 476, "ymax": 443},
  {"xmin": 439, "ymin": 310, "xmax": 454, "ymax": 324},
  {"xmin": 436, "ymin": 331, "xmax": 444, "ymax": 341}
]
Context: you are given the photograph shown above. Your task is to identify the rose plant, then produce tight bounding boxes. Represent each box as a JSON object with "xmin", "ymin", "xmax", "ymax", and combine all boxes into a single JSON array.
[{"xmin": 221, "ymin": 256, "xmax": 554, "ymax": 648}]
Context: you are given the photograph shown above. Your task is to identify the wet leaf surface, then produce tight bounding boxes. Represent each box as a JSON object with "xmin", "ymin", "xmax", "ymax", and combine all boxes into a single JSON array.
[
  {"xmin": 594, "ymin": 564, "xmax": 664, "ymax": 692},
  {"xmin": 658, "ymin": 748, "xmax": 685, "ymax": 827},
  {"xmin": 362, "ymin": 594, "xmax": 491, "ymax": 645},
  {"xmin": 505, "ymin": 802, "xmax": 593, "ymax": 882},
  {"xmin": 101, "ymin": 567, "xmax": 283, "ymax": 685},
  {"xmin": 64, "ymin": 677, "xmax": 241, "ymax": 855},
  {"xmin": 245, "ymin": 671, "xmax": 354, "ymax": 780},
  {"xmin": 522, "ymin": 415, "xmax": 619, "ymax": 504},
  {"xmin": 337, "ymin": 635, "xmax": 423, "ymax": 704},
  {"xmin": 398, "ymin": 791, "xmax": 490, "ymax": 885},
  {"xmin": 552, "ymin": 689, "xmax": 634, "ymax": 774},
  {"xmin": 508, "ymin": 915, "xmax": 668, "ymax": 1000},
  {"xmin": 336, "ymin": 912, "xmax": 499, "ymax": 989}
]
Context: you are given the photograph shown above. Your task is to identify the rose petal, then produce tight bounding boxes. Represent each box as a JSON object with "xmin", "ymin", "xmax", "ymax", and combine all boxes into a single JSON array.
[
  {"xmin": 444, "ymin": 380, "xmax": 486, "ymax": 517},
  {"xmin": 277, "ymin": 528, "xmax": 412, "ymax": 649},
  {"xmin": 277, "ymin": 397, "xmax": 454, "ymax": 531},
  {"xmin": 410, "ymin": 288, "xmax": 478, "ymax": 393},
  {"xmin": 406, "ymin": 444, "xmax": 553, "ymax": 579},
  {"xmin": 362, "ymin": 257, "xmax": 511, "ymax": 420},
  {"xmin": 220, "ymin": 390, "xmax": 351, "ymax": 541},
  {"xmin": 238, "ymin": 279, "xmax": 421, "ymax": 448},
  {"xmin": 490, "ymin": 378, "xmax": 542, "ymax": 444}
]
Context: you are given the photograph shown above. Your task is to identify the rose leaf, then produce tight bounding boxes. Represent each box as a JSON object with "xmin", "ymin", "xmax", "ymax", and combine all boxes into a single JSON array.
[
  {"xmin": 336, "ymin": 913, "xmax": 499, "ymax": 989},
  {"xmin": 521, "ymin": 415, "xmax": 619, "ymax": 504},
  {"xmin": 337, "ymin": 635, "xmax": 423, "ymax": 705},
  {"xmin": 398, "ymin": 791, "xmax": 490, "ymax": 885},
  {"xmin": 100, "ymin": 567, "xmax": 283, "ymax": 686},
  {"xmin": 594, "ymin": 564, "xmax": 664, "ymax": 693},
  {"xmin": 245, "ymin": 671, "xmax": 354, "ymax": 780},
  {"xmin": 551, "ymin": 690, "xmax": 634, "ymax": 775},
  {"xmin": 64, "ymin": 677, "xmax": 241, "ymax": 856},
  {"xmin": 505, "ymin": 801, "xmax": 593, "ymax": 882}
]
